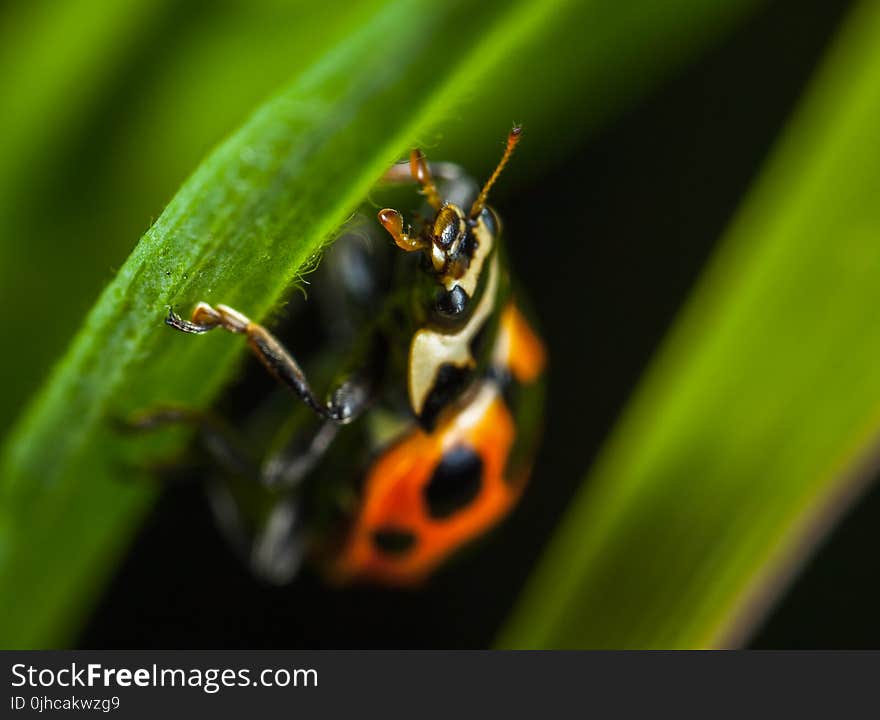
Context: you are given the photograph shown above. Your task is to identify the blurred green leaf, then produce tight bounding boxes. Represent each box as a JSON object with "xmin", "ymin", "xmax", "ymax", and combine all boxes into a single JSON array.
[
  {"xmin": 499, "ymin": 0, "xmax": 880, "ymax": 649},
  {"xmin": 0, "ymin": 0, "xmax": 168, "ymax": 203}
]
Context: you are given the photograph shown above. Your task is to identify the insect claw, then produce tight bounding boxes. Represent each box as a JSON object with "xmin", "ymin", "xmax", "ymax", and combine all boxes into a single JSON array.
[
  {"xmin": 165, "ymin": 306, "xmax": 213, "ymax": 334},
  {"xmin": 165, "ymin": 306, "xmax": 185, "ymax": 325}
]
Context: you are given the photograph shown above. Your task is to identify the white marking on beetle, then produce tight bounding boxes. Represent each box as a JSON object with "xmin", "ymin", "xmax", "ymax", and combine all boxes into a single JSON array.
[{"xmin": 409, "ymin": 255, "xmax": 499, "ymax": 416}]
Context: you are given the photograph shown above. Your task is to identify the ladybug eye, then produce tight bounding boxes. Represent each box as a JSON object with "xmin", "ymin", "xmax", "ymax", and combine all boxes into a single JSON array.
[
  {"xmin": 437, "ymin": 219, "xmax": 459, "ymax": 248},
  {"xmin": 432, "ymin": 205, "xmax": 466, "ymax": 251}
]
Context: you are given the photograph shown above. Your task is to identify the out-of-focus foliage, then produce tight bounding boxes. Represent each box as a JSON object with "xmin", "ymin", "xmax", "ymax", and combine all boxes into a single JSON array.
[
  {"xmin": 0, "ymin": 0, "xmax": 167, "ymax": 203},
  {"xmin": 0, "ymin": 0, "xmax": 387, "ymax": 433},
  {"xmin": 499, "ymin": 0, "xmax": 880, "ymax": 649}
]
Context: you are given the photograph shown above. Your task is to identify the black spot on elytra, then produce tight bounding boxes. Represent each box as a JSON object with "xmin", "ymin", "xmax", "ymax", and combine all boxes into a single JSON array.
[
  {"xmin": 419, "ymin": 363, "xmax": 471, "ymax": 430},
  {"xmin": 372, "ymin": 527, "xmax": 416, "ymax": 556},
  {"xmin": 424, "ymin": 444, "xmax": 483, "ymax": 519}
]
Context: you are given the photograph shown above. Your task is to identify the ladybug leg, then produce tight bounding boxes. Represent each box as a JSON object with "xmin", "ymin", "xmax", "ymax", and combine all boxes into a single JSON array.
[
  {"xmin": 381, "ymin": 149, "xmax": 443, "ymax": 209},
  {"xmin": 381, "ymin": 156, "xmax": 467, "ymax": 187},
  {"xmin": 407, "ymin": 149, "xmax": 443, "ymax": 210},
  {"xmin": 260, "ymin": 419, "xmax": 339, "ymax": 489},
  {"xmin": 209, "ymin": 485, "xmax": 306, "ymax": 585},
  {"xmin": 258, "ymin": 327, "xmax": 388, "ymax": 490},
  {"xmin": 122, "ymin": 405, "xmax": 257, "ymax": 477},
  {"xmin": 381, "ymin": 155, "xmax": 477, "ymax": 209},
  {"xmin": 376, "ymin": 208, "xmax": 428, "ymax": 252},
  {"xmin": 124, "ymin": 405, "xmax": 307, "ymax": 583},
  {"xmin": 166, "ymin": 303, "xmax": 378, "ymax": 424}
]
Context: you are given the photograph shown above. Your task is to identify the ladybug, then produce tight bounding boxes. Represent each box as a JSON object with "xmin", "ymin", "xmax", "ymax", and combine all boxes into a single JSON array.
[{"xmin": 134, "ymin": 127, "xmax": 546, "ymax": 585}]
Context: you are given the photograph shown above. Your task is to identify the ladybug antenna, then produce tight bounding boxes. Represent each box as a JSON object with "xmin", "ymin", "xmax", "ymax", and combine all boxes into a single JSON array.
[{"xmin": 468, "ymin": 125, "xmax": 522, "ymax": 219}]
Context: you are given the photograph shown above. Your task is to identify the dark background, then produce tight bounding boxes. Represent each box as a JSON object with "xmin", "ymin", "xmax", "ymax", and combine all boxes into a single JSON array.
[{"xmin": 81, "ymin": 0, "xmax": 878, "ymax": 649}]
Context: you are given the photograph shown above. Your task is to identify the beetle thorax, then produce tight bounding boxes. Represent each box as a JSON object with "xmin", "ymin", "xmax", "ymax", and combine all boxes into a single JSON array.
[{"xmin": 407, "ymin": 210, "xmax": 500, "ymax": 426}]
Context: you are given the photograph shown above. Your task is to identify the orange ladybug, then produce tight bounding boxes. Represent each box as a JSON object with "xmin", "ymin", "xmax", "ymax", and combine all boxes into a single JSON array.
[{"xmin": 136, "ymin": 128, "xmax": 546, "ymax": 585}]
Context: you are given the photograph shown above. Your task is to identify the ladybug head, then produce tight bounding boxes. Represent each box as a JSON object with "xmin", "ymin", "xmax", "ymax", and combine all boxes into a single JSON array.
[
  {"xmin": 377, "ymin": 202, "xmax": 469, "ymax": 281},
  {"xmin": 377, "ymin": 126, "xmax": 521, "ymax": 284}
]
